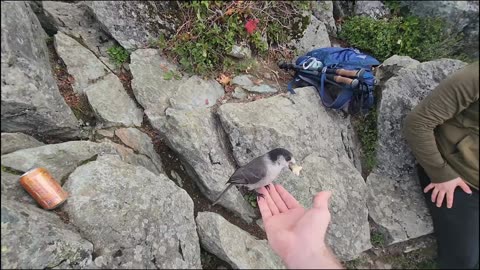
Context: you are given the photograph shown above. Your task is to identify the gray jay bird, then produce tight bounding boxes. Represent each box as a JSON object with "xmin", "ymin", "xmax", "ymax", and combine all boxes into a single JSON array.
[{"xmin": 212, "ymin": 148, "xmax": 301, "ymax": 205}]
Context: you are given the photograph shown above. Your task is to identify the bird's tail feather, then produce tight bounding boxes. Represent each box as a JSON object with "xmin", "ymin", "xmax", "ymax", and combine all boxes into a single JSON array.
[{"xmin": 212, "ymin": 184, "xmax": 234, "ymax": 206}]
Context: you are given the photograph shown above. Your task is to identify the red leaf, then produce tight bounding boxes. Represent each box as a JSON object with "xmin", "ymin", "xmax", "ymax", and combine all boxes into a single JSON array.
[{"xmin": 245, "ymin": 19, "xmax": 259, "ymax": 35}]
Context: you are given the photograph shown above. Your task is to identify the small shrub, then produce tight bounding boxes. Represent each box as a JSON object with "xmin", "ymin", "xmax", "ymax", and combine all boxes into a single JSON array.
[
  {"xmin": 371, "ymin": 231, "xmax": 386, "ymax": 247},
  {"xmin": 339, "ymin": 15, "xmax": 462, "ymax": 62},
  {"xmin": 107, "ymin": 45, "xmax": 130, "ymax": 67}
]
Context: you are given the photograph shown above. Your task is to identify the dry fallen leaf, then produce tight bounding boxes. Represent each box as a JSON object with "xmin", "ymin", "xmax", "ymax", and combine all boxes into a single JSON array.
[
  {"xmin": 225, "ymin": 8, "xmax": 235, "ymax": 16},
  {"xmin": 217, "ymin": 74, "xmax": 231, "ymax": 86},
  {"xmin": 252, "ymin": 78, "xmax": 263, "ymax": 85},
  {"xmin": 159, "ymin": 64, "xmax": 169, "ymax": 72}
]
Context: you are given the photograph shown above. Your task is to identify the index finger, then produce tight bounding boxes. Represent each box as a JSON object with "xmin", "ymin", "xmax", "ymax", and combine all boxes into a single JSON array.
[{"xmin": 274, "ymin": 184, "xmax": 301, "ymax": 209}]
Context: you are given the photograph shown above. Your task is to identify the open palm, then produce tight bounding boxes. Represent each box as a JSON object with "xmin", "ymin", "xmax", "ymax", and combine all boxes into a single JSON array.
[{"xmin": 257, "ymin": 184, "xmax": 341, "ymax": 269}]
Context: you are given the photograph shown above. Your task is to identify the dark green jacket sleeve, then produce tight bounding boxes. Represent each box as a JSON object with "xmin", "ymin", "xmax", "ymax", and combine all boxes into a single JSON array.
[{"xmin": 403, "ymin": 62, "xmax": 479, "ymax": 183}]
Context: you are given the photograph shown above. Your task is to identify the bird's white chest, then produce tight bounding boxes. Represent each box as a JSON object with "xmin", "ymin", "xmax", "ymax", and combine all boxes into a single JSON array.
[{"xmin": 248, "ymin": 163, "xmax": 285, "ymax": 190}]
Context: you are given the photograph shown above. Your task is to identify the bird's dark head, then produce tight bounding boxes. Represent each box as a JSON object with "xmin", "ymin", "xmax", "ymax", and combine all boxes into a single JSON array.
[{"xmin": 268, "ymin": 148, "xmax": 296, "ymax": 167}]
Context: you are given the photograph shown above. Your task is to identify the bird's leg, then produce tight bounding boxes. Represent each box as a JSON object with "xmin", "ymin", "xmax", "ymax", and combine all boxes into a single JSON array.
[
  {"xmin": 254, "ymin": 190, "xmax": 265, "ymax": 200},
  {"xmin": 264, "ymin": 184, "xmax": 270, "ymax": 191}
]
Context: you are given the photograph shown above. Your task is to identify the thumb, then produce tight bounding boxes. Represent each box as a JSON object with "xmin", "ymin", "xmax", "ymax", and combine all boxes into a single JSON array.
[
  {"xmin": 459, "ymin": 180, "xmax": 472, "ymax": 194},
  {"xmin": 313, "ymin": 191, "xmax": 332, "ymax": 210}
]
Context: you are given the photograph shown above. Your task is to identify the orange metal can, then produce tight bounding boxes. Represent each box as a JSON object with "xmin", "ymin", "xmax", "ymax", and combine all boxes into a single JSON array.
[{"xmin": 19, "ymin": 168, "xmax": 68, "ymax": 210}]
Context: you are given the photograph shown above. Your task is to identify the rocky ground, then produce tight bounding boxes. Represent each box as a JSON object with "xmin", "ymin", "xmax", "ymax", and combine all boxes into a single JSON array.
[{"xmin": 1, "ymin": 1, "xmax": 475, "ymax": 269}]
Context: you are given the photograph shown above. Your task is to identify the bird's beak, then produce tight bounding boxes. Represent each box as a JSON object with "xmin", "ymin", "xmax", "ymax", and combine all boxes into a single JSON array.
[{"xmin": 288, "ymin": 158, "xmax": 296, "ymax": 166}]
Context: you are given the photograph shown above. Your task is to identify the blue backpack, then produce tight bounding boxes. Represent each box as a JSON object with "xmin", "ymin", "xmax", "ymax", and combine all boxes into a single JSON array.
[{"xmin": 282, "ymin": 47, "xmax": 380, "ymax": 115}]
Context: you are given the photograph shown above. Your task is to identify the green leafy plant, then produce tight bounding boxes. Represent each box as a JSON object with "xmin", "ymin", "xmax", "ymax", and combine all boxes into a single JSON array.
[
  {"xmin": 107, "ymin": 45, "xmax": 130, "ymax": 67},
  {"xmin": 339, "ymin": 15, "xmax": 462, "ymax": 62},
  {"xmin": 163, "ymin": 70, "xmax": 182, "ymax": 80},
  {"xmin": 244, "ymin": 193, "xmax": 258, "ymax": 208},
  {"xmin": 155, "ymin": 1, "xmax": 310, "ymax": 75},
  {"xmin": 371, "ymin": 231, "xmax": 386, "ymax": 247},
  {"xmin": 355, "ymin": 109, "xmax": 378, "ymax": 172}
]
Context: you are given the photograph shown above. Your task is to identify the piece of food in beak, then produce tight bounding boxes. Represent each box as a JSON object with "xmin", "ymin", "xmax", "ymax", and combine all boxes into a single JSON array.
[{"xmin": 289, "ymin": 164, "xmax": 303, "ymax": 176}]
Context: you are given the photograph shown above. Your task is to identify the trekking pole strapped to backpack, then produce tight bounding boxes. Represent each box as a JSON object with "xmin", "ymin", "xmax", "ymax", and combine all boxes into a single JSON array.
[{"xmin": 279, "ymin": 47, "xmax": 380, "ymax": 115}]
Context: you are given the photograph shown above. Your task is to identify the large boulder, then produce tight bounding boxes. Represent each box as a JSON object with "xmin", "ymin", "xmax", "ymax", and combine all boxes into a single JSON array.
[
  {"xmin": 99, "ymin": 139, "xmax": 162, "ymax": 175},
  {"xmin": 54, "ymin": 31, "xmax": 110, "ymax": 95},
  {"xmin": 1, "ymin": 132, "xmax": 44, "ymax": 155},
  {"xmin": 218, "ymin": 87, "xmax": 369, "ymax": 259},
  {"xmin": 130, "ymin": 49, "xmax": 186, "ymax": 131},
  {"xmin": 1, "ymin": 1, "xmax": 80, "ymax": 139},
  {"xmin": 85, "ymin": 1, "xmax": 180, "ymax": 50},
  {"xmin": 291, "ymin": 15, "xmax": 331, "ymax": 55},
  {"xmin": 196, "ymin": 212, "xmax": 285, "ymax": 269},
  {"xmin": 162, "ymin": 107, "xmax": 256, "ymax": 223},
  {"xmin": 367, "ymin": 58, "xmax": 467, "ymax": 244},
  {"xmin": 354, "ymin": 1, "xmax": 390, "ymax": 19},
  {"xmin": 84, "ymin": 73, "xmax": 143, "ymax": 127},
  {"xmin": 1, "ymin": 199, "xmax": 93, "ymax": 269},
  {"xmin": 218, "ymin": 87, "xmax": 355, "ymax": 167},
  {"xmin": 276, "ymin": 153, "xmax": 371, "ymax": 261},
  {"xmin": 63, "ymin": 155, "xmax": 201, "ymax": 268},
  {"xmin": 400, "ymin": 1, "xmax": 479, "ymax": 59}
]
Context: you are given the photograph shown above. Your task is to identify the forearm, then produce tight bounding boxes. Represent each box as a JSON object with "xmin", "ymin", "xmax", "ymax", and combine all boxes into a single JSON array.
[
  {"xmin": 284, "ymin": 244, "xmax": 343, "ymax": 269},
  {"xmin": 403, "ymin": 62, "xmax": 478, "ymax": 182}
]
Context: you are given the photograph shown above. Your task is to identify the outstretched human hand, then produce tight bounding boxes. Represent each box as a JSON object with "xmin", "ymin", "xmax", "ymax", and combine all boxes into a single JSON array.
[
  {"xmin": 424, "ymin": 177, "xmax": 472, "ymax": 208},
  {"xmin": 257, "ymin": 184, "xmax": 343, "ymax": 269}
]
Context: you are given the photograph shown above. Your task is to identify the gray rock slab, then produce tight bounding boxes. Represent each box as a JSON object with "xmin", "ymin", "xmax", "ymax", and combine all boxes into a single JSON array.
[
  {"xmin": 163, "ymin": 107, "xmax": 256, "ymax": 223},
  {"xmin": 0, "ymin": 141, "xmax": 110, "ymax": 183},
  {"xmin": 130, "ymin": 49, "xmax": 185, "ymax": 132},
  {"xmin": 114, "ymin": 127, "xmax": 163, "ymax": 172},
  {"xmin": 1, "ymin": 1, "xmax": 80, "ymax": 139},
  {"xmin": 1, "ymin": 199, "xmax": 93, "ymax": 269},
  {"xmin": 63, "ymin": 156, "xmax": 201, "ymax": 268},
  {"xmin": 54, "ymin": 31, "xmax": 110, "ymax": 94},
  {"xmin": 85, "ymin": 1, "xmax": 180, "ymax": 50},
  {"xmin": 218, "ymin": 87, "xmax": 352, "ymax": 167},
  {"xmin": 169, "ymin": 75, "xmax": 224, "ymax": 110},
  {"xmin": 312, "ymin": 1, "xmax": 337, "ymax": 35},
  {"xmin": 196, "ymin": 212, "xmax": 285, "ymax": 269},
  {"xmin": 367, "ymin": 59, "xmax": 467, "ymax": 244},
  {"xmin": 354, "ymin": 1, "xmax": 390, "ymax": 19},
  {"xmin": 231, "ymin": 75, "xmax": 277, "ymax": 93},
  {"xmin": 291, "ymin": 15, "xmax": 331, "ymax": 55},
  {"xmin": 0, "ymin": 171, "xmax": 35, "ymax": 205},
  {"xmin": 84, "ymin": 73, "xmax": 143, "ymax": 127},
  {"xmin": 1, "ymin": 132, "xmax": 44, "ymax": 155}
]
